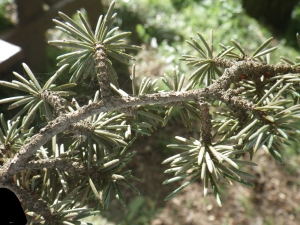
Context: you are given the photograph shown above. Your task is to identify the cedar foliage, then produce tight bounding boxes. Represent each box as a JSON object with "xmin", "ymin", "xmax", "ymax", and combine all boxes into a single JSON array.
[{"xmin": 1, "ymin": 1, "xmax": 300, "ymax": 224}]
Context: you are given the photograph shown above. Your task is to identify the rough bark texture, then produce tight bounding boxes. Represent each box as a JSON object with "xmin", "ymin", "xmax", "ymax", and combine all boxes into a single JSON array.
[
  {"xmin": 39, "ymin": 89, "xmax": 67, "ymax": 115},
  {"xmin": 198, "ymin": 101, "xmax": 212, "ymax": 144},
  {"xmin": 1, "ymin": 58, "xmax": 298, "ymax": 180},
  {"xmin": 1, "ymin": 58, "xmax": 300, "ymax": 221},
  {"xmin": 94, "ymin": 43, "xmax": 111, "ymax": 99}
]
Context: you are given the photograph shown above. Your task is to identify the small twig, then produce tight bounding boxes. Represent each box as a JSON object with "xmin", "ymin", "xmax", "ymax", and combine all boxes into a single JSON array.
[
  {"xmin": 20, "ymin": 158, "xmax": 113, "ymax": 180},
  {"xmin": 198, "ymin": 101, "xmax": 212, "ymax": 144},
  {"xmin": 94, "ymin": 43, "xmax": 111, "ymax": 99},
  {"xmin": 39, "ymin": 89, "xmax": 67, "ymax": 115}
]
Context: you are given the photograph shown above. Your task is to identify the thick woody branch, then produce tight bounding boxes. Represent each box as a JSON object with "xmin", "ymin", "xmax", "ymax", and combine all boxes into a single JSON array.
[{"xmin": 1, "ymin": 90, "xmax": 207, "ymax": 179}]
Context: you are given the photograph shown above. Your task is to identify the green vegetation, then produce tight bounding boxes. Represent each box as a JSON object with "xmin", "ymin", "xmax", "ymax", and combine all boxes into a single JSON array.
[
  {"xmin": 0, "ymin": 0, "xmax": 300, "ymax": 224},
  {"xmin": 0, "ymin": 0, "xmax": 14, "ymax": 33},
  {"xmin": 114, "ymin": 0, "xmax": 299, "ymax": 67}
]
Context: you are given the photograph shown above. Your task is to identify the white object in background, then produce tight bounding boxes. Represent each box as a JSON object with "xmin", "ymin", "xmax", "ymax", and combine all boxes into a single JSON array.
[{"xmin": 0, "ymin": 39, "xmax": 23, "ymax": 72}]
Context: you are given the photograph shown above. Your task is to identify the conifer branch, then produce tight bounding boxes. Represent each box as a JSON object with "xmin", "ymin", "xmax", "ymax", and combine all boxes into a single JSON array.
[
  {"xmin": 1, "ymin": 1, "xmax": 300, "ymax": 220},
  {"xmin": 2, "ymin": 59, "xmax": 299, "ymax": 180}
]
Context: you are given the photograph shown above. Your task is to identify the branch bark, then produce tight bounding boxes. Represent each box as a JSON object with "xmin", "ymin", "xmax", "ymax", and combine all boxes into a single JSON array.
[
  {"xmin": 198, "ymin": 101, "xmax": 212, "ymax": 144},
  {"xmin": 0, "ymin": 54, "xmax": 299, "ymax": 224},
  {"xmin": 23, "ymin": 158, "xmax": 114, "ymax": 180},
  {"xmin": 39, "ymin": 89, "xmax": 68, "ymax": 115},
  {"xmin": 94, "ymin": 43, "xmax": 111, "ymax": 99},
  {"xmin": 1, "ymin": 58, "xmax": 299, "ymax": 187}
]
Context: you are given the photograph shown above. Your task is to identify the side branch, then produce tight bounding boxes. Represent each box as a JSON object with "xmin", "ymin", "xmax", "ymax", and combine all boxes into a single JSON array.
[
  {"xmin": 213, "ymin": 58, "xmax": 300, "ymax": 90},
  {"xmin": 19, "ymin": 158, "xmax": 85, "ymax": 175},
  {"xmin": 18, "ymin": 158, "xmax": 117, "ymax": 180},
  {"xmin": 94, "ymin": 43, "xmax": 111, "ymax": 99},
  {"xmin": 39, "ymin": 90, "xmax": 67, "ymax": 115},
  {"xmin": 198, "ymin": 101, "xmax": 212, "ymax": 144}
]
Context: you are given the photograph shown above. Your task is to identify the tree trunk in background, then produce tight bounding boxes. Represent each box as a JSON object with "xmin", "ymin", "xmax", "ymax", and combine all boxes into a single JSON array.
[{"xmin": 242, "ymin": 0, "xmax": 300, "ymax": 32}]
